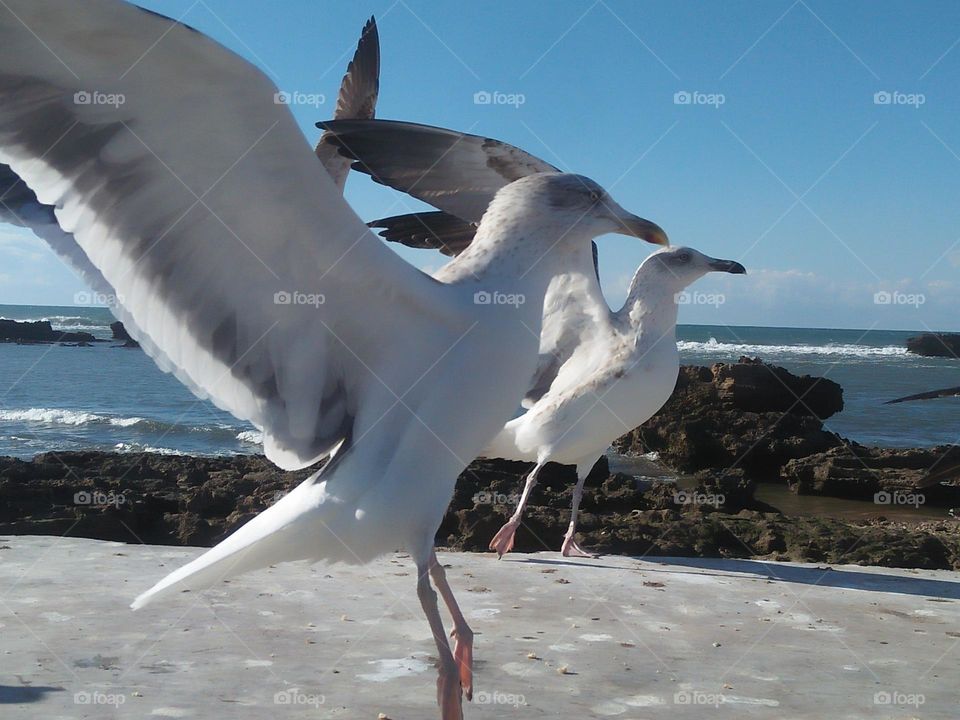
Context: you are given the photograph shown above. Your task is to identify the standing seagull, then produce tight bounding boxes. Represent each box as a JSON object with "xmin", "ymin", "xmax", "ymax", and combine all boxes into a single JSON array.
[
  {"xmin": 0, "ymin": 3, "xmax": 668, "ymax": 717},
  {"xmin": 320, "ymin": 120, "xmax": 743, "ymax": 556}
]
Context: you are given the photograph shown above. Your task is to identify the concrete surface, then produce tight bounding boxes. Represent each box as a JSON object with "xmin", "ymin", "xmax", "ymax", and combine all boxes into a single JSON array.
[{"xmin": 1, "ymin": 536, "xmax": 958, "ymax": 719}]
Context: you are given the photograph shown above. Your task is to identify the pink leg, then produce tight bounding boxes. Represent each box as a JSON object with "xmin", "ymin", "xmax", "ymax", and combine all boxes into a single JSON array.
[
  {"xmin": 416, "ymin": 561, "xmax": 462, "ymax": 720},
  {"xmin": 488, "ymin": 461, "xmax": 544, "ymax": 558},
  {"xmin": 430, "ymin": 552, "xmax": 474, "ymax": 701},
  {"xmin": 561, "ymin": 470, "xmax": 597, "ymax": 558}
]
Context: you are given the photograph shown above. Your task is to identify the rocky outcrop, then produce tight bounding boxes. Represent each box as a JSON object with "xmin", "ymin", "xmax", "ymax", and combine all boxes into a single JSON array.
[
  {"xmin": 613, "ymin": 357, "xmax": 844, "ymax": 479},
  {"xmin": 906, "ymin": 333, "xmax": 960, "ymax": 358},
  {"xmin": 110, "ymin": 321, "xmax": 139, "ymax": 348},
  {"xmin": 0, "ymin": 318, "xmax": 97, "ymax": 344},
  {"xmin": 782, "ymin": 445, "xmax": 960, "ymax": 506},
  {"xmin": 2, "ymin": 451, "xmax": 957, "ymax": 570}
]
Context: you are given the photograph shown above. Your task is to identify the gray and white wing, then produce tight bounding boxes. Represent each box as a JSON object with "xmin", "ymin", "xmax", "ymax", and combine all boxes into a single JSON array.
[
  {"xmin": 368, "ymin": 211, "xmax": 477, "ymax": 256},
  {"xmin": 316, "ymin": 16, "xmax": 380, "ymax": 190},
  {"xmin": 0, "ymin": 0, "xmax": 460, "ymax": 470},
  {"xmin": 318, "ymin": 119, "xmax": 560, "ymax": 223}
]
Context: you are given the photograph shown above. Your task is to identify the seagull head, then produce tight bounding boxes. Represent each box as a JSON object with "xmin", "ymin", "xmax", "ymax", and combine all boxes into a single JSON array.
[
  {"xmin": 489, "ymin": 173, "xmax": 669, "ymax": 247},
  {"xmin": 644, "ymin": 246, "xmax": 746, "ymax": 288}
]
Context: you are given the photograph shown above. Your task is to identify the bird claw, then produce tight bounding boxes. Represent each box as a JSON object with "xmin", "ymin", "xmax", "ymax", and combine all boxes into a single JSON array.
[
  {"xmin": 561, "ymin": 534, "xmax": 597, "ymax": 558},
  {"xmin": 451, "ymin": 627, "xmax": 474, "ymax": 701},
  {"xmin": 488, "ymin": 520, "xmax": 519, "ymax": 558}
]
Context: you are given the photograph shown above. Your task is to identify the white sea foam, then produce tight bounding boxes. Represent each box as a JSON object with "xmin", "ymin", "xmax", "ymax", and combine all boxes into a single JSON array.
[
  {"xmin": 0, "ymin": 407, "xmax": 145, "ymax": 427},
  {"xmin": 236, "ymin": 429, "xmax": 263, "ymax": 445},
  {"xmin": 114, "ymin": 442, "xmax": 185, "ymax": 456},
  {"xmin": 678, "ymin": 338, "xmax": 909, "ymax": 358}
]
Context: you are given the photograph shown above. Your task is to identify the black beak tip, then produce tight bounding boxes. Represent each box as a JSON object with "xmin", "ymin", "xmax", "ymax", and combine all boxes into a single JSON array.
[{"xmin": 728, "ymin": 261, "xmax": 747, "ymax": 275}]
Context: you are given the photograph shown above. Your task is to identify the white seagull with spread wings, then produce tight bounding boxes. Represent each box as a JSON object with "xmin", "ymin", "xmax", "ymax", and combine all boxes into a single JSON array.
[
  {"xmin": 0, "ymin": 3, "xmax": 668, "ymax": 717},
  {"xmin": 321, "ymin": 119, "xmax": 744, "ymax": 557}
]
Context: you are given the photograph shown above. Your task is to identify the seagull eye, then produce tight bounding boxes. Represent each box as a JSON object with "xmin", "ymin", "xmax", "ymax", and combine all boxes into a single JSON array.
[
  {"xmin": 588, "ymin": 190, "xmax": 603, "ymax": 204},
  {"xmin": 677, "ymin": 253, "xmax": 691, "ymax": 263}
]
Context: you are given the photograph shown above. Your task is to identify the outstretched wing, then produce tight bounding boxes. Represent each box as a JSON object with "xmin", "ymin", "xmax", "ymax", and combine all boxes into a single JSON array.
[
  {"xmin": 318, "ymin": 119, "xmax": 559, "ymax": 223},
  {"xmin": 316, "ymin": 16, "xmax": 380, "ymax": 190},
  {"xmin": 369, "ymin": 211, "xmax": 477, "ymax": 256},
  {"xmin": 0, "ymin": 0, "xmax": 461, "ymax": 470},
  {"xmin": 885, "ymin": 386, "xmax": 960, "ymax": 404}
]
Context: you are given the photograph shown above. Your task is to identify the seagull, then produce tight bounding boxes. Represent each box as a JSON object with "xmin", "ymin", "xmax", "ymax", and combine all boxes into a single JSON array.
[
  {"xmin": 0, "ymin": 3, "xmax": 668, "ymax": 717},
  {"xmin": 320, "ymin": 119, "xmax": 743, "ymax": 556}
]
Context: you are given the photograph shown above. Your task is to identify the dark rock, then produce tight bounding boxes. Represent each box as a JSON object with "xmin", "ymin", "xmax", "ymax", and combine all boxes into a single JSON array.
[
  {"xmin": 782, "ymin": 444, "xmax": 960, "ymax": 507},
  {"xmin": 0, "ymin": 318, "xmax": 97, "ymax": 344},
  {"xmin": 110, "ymin": 321, "xmax": 140, "ymax": 348},
  {"xmin": 905, "ymin": 332, "xmax": 960, "ymax": 358},
  {"xmin": 614, "ymin": 358, "xmax": 844, "ymax": 478}
]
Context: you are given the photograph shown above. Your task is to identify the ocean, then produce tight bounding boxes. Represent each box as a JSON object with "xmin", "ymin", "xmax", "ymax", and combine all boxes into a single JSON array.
[{"xmin": 1, "ymin": 304, "xmax": 957, "ymax": 459}]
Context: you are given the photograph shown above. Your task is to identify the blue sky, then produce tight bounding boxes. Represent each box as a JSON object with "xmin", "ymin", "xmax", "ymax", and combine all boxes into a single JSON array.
[{"xmin": 2, "ymin": 0, "xmax": 959, "ymax": 331}]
